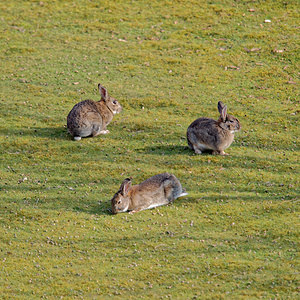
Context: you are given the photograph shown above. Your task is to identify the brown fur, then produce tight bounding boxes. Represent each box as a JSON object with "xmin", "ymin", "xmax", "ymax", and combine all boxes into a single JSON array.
[
  {"xmin": 67, "ymin": 83, "xmax": 122, "ymax": 140},
  {"xmin": 111, "ymin": 173, "xmax": 188, "ymax": 214},
  {"xmin": 187, "ymin": 101, "xmax": 241, "ymax": 155}
]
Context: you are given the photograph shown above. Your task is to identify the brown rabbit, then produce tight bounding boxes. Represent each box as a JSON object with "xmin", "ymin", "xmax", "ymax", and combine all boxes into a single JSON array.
[
  {"xmin": 187, "ymin": 101, "xmax": 241, "ymax": 155},
  {"xmin": 111, "ymin": 173, "xmax": 188, "ymax": 214},
  {"xmin": 67, "ymin": 83, "xmax": 122, "ymax": 140}
]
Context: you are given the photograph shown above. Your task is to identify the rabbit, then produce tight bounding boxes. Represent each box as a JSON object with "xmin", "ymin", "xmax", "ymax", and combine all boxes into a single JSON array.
[
  {"xmin": 67, "ymin": 83, "xmax": 122, "ymax": 141},
  {"xmin": 111, "ymin": 173, "xmax": 188, "ymax": 214},
  {"xmin": 187, "ymin": 101, "xmax": 241, "ymax": 155}
]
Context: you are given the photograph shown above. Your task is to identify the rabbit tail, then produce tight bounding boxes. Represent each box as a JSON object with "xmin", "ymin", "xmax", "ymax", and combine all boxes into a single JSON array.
[
  {"xmin": 163, "ymin": 174, "xmax": 187, "ymax": 202},
  {"xmin": 179, "ymin": 188, "xmax": 188, "ymax": 197}
]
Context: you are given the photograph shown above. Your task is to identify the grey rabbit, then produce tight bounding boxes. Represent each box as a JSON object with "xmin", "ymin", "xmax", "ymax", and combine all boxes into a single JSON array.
[
  {"xmin": 111, "ymin": 173, "xmax": 188, "ymax": 214},
  {"xmin": 67, "ymin": 83, "xmax": 122, "ymax": 140},
  {"xmin": 187, "ymin": 101, "xmax": 241, "ymax": 155}
]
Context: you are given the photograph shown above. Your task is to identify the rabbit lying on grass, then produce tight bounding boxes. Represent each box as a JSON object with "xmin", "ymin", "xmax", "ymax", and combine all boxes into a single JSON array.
[
  {"xmin": 111, "ymin": 173, "xmax": 188, "ymax": 214},
  {"xmin": 67, "ymin": 83, "xmax": 122, "ymax": 141},
  {"xmin": 187, "ymin": 101, "xmax": 241, "ymax": 155}
]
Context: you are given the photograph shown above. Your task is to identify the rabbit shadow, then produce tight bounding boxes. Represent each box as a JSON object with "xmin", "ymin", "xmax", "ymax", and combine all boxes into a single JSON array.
[
  {"xmin": 0, "ymin": 127, "xmax": 69, "ymax": 140},
  {"xmin": 74, "ymin": 201, "xmax": 113, "ymax": 216},
  {"xmin": 141, "ymin": 145, "xmax": 196, "ymax": 156},
  {"xmin": 141, "ymin": 144, "xmax": 219, "ymax": 156}
]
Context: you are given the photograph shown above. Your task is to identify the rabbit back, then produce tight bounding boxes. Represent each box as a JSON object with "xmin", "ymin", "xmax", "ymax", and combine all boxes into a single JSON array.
[
  {"xmin": 138, "ymin": 173, "xmax": 185, "ymax": 201},
  {"xmin": 130, "ymin": 173, "xmax": 186, "ymax": 211}
]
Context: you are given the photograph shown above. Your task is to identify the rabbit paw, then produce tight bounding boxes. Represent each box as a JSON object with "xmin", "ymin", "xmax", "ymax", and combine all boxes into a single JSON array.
[
  {"xmin": 99, "ymin": 130, "xmax": 110, "ymax": 134},
  {"xmin": 129, "ymin": 210, "xmax": 140, "ymax": 214},
  {"xmin": 220, "ymin": 151, "xmax": 229, "ymax": 156},
  {"xmin": 194, "ymin": 148, "xmax": 202, "ymax": 154},
  {"xmin": 213, "ymin": 150, "xmax": 229, "ymax": 156}
]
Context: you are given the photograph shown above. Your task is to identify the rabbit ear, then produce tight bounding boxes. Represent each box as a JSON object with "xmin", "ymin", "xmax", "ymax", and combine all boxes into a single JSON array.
[
  {"xmin": 218, "ymin": 101, "xmax": 227, "ymax": 122},
  {"xmin": 120, "ymin": 178, "xmax": 132, "ymax": 196},
  {"xmin": 98, "ymin": 84, "xmax": 108, "ymax": 101}
]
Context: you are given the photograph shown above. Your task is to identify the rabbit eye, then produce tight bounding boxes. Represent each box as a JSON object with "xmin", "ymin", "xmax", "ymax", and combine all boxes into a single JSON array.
[
  {"xmin": 113, "ymin": 100, "xmax": 117, "ymax": 104},
  {"xmin": 117, "ymin": 200, "xmax": 121, "ymax": 204}
]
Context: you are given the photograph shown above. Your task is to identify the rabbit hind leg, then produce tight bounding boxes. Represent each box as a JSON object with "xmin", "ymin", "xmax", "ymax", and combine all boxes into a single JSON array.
[
  {"xmin": 188, "ymin": 140, "xmax": 203, "ymax": 154},
  {"xmin": 163, "ymin": 179, "xmax": 180, "ymax": 203},
  {"xmin": 194, "ymin": 142, "xmax": 209, "ymax": 154},
  {"xmin": 194, "ymin": 147, "xmax": 202, "ymax": 154},
  {"xmin": 93, "ymin": 124, "xmax": 110, "ymax": 135},
  {"xmin": 91, "ymin": 124, "xmax": 104, "ymax": 137}
]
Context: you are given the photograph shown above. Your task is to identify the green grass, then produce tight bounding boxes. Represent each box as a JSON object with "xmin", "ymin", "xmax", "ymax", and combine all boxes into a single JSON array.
[{"xmin": 0, "ymin": 0, "xmax": 299, "ymax": 298}]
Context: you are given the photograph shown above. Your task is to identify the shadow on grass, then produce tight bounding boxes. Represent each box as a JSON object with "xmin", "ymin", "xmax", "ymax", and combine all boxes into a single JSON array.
[
  {"xmin": 74, "ymin": 201, "xmax": 113, "ymax": 216},
  {"xmin": 139, "ymin": 145, "xmax": 194, "ymax": 155},
  {"xmin": 1, "ymin": 183, "xmax": 113, "ymax": 216},
  {"xmin": 0, "ymin": 127, "xmax": 70, "ymax": 140},
  {"xmin": 139, "ymin": 144, "xmax": 258, "ymax": 157}
]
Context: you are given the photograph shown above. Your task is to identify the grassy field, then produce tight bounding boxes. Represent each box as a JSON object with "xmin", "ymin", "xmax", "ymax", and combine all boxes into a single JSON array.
[{"xmin": 0, "ymin": 0, "xmax": 299, "ymax": 298}]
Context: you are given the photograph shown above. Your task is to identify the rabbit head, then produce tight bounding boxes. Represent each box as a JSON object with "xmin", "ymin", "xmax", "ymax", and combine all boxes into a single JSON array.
[
  {"xmin": 98, "ymin": 84, "xmax": 122, "ymax": 115},
  {"xmin": 217, "ymin": 101, "xmax": 241, "ymax": 133},
  {"xmin": 111, "ymin": 178, "xmax": 132, "ymax": 214}
]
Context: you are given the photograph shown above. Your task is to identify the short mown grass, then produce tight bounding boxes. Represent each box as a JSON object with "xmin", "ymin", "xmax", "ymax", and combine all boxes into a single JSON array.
[{"xmin": 0, "ymin": 0, "xmax": 299, "ymax": 298}]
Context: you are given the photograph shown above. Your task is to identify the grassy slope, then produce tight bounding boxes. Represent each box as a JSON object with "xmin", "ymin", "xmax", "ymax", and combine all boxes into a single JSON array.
[{"xmin": 0, "ymin": 0, "xmax": 299, "ymax": 298}]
